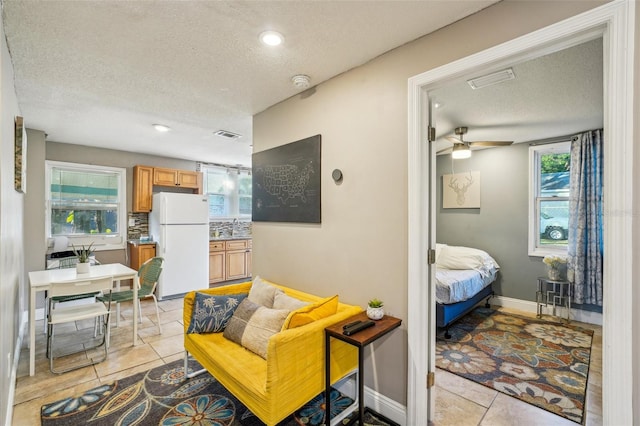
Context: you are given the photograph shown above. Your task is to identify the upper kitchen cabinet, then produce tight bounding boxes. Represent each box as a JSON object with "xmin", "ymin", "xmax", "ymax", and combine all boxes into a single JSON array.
[
  {"xmin": 153, "ymin": 167, "xmax": 200, "ymax": 189},
  {"xmin": 132, "ymin": 165, "xmax": 153, "ymax": 212},
  {"xmin": 132, "ymin": 165, "xmax": 203, "ymax": 212}
]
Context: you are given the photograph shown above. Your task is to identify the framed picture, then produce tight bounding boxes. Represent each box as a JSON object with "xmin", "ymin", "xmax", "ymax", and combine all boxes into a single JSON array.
[
  {"xmin": 443, "ymin": 171, "xmax": 480, "ymax": 208},
  {"xmin": 252, "ymin": 134, "xmax": 321, "ymax": 223},
  {"xmin": 14, "ymin": 116, "xmax": 27, "ymax": 193}
]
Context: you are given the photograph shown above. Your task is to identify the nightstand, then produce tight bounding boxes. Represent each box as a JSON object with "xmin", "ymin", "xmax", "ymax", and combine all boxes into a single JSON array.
[
  {"xmin": 536, "ymin": 276, "xmax": 572, "ymax": 322},
  {"xmin": 324, "ymin": 312, "xmax": 402, "ymax": 425}
]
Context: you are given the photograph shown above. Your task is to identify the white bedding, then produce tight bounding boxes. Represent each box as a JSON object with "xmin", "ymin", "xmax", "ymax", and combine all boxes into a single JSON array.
[
  {"xmin": 435, "ymin": 267, "xmax": 497, "ymax": 304},
  {"xmin": 435, "ymin": 244, "xmax": 499, "ymax": 304}
]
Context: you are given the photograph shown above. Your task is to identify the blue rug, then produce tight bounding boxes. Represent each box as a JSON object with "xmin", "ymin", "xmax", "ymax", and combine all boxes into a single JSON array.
[{"xmin": 40, "ymin": 358, "xmax": 391, "ymax": 425}]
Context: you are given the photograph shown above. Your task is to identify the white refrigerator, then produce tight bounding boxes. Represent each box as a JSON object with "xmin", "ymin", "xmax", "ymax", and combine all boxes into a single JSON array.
[{"xmin": 149, "ymin": 192, "xmax": 209, "ymax": 299}]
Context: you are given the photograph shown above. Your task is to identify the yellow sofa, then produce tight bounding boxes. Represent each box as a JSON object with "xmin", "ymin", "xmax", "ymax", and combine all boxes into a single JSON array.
[{"xmin": 183, "ymin": 280, "xmax": 362, "ymax": 425}]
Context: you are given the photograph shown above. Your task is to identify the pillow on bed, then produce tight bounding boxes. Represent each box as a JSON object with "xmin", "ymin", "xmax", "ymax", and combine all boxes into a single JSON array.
[{"xmin": 436, "ymin": 245, "xmax": 499, "ymax": 272}]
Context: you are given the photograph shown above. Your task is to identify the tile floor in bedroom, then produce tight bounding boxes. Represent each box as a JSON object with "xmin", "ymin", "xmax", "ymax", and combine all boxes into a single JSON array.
[{"xmin": 12, "ymin": 302, "xmax": 602, "ymax": 426}]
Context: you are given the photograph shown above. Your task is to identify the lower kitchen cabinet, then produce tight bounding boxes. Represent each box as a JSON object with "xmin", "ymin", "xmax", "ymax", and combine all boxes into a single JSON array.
[
  {"xmin": 129, "ymin": 242, "xmax": 156, "ymax": 271},
  {"xmin": 209, "ymin": 241, "xmax": 226, "ymax": 284},
  {"xmin": 209, "ymin": 239, "xmax": 251, "ymax": 283}
]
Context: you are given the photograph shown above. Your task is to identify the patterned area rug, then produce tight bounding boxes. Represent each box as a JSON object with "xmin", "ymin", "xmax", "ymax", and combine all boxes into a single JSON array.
[
  {"xmin": 436, "ymin": 307, "xmax": 593, "ymax": 424},
  {"xmin": 40, "ymin": 358, "xmax": 393, "ymax": 425}
]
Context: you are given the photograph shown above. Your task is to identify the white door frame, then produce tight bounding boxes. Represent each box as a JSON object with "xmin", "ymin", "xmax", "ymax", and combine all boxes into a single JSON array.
[{"xmin": 407, "ymin": 1, "xmax": 635, "ymax": 423}]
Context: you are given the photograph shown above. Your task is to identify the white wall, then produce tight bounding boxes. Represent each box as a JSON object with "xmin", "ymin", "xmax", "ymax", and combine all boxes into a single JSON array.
[
  {"xmin": 0, "ymin": 14, "xmax": 25, "ymax": 424},
  {"xmin": 253, "ymin": 0, "xmax": 606, "ymax": 406}
]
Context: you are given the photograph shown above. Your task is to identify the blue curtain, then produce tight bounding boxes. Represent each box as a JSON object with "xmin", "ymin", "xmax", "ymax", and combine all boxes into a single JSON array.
[{"xmin": 568, "ymin": 129, "xmax": 603, "ymax": 306}]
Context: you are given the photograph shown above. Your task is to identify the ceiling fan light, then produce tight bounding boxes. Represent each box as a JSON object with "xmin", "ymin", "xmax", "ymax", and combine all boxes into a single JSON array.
[{"xmin": 451, "ymin": 144, "xmax": 471, "ymax": 159}]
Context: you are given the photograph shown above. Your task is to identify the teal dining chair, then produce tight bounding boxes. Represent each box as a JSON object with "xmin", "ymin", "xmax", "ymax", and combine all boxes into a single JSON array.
[{"xmin": 97, "ymin": 257, "xmax": 164, "ymax": 334}]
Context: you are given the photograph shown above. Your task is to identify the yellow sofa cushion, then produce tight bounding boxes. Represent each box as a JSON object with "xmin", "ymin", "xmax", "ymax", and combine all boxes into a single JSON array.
[{"xmin": 283, "ymin": 294, "xmax": 339, "ymax": 329}]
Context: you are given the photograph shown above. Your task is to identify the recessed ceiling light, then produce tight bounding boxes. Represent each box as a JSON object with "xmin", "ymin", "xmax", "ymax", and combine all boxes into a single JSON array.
[
  {"xmin": 259, "ymin": 30, "xmax": 284, "ymax": 46},
  {"xmin": 152, "ymin": 124, "xmax": 171, "ymax": 132}
]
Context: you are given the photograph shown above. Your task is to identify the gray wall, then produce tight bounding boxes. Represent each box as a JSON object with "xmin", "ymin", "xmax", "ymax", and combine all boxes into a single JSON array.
[
  {"xmin": 24, "ymin": 140, "xmax": 201, "ymax": 310},
  {"xmin": 1, "ymin": 12, "xmax": 24, "ymax": 425},
  {"xmin": 436, "ymin": 143, "xmax": 545, "ymax": 301},
  {"xmin": 252, "ymin": 0, "xmax": 604, "ymax": 406}
]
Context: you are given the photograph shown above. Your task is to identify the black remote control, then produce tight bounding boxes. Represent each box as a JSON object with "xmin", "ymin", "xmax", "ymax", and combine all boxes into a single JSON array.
[
  {"xmin": 343, "ymin": 320, "xmax": 362, "ymax": 330},
  {"xmin": 343, "ymin": 320, "xmax": 375, "ymax": 336}
]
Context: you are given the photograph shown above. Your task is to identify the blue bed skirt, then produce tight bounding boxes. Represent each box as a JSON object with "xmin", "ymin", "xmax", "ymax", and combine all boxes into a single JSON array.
[{"xmin": 436, "ymin": 284, "xmax": 494, "ymax": 329}]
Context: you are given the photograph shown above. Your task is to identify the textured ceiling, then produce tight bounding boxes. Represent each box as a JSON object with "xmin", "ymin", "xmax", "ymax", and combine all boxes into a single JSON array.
[
  {"xmin": 2, "ymin": 0, "xmax": 499, "ymax": 167},
  {"xmin": 431, "ymin": 37, "xmax": 603, "ymax": 154}
]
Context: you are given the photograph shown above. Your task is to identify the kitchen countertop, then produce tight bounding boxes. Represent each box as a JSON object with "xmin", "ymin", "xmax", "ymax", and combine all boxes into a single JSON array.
[
  {"xmin": 127, "ymin": 239, "xmax": 157, "ymax": 246},
  {"xmin": 209, "ymin": 235, "xmax": 252, "ymax": 241}
]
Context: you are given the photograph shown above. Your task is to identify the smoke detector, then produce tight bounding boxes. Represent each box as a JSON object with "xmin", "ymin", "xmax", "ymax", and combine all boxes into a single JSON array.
[{"xmin": 291, "ymin": 74, "xmax": 311, "ymax": 89}]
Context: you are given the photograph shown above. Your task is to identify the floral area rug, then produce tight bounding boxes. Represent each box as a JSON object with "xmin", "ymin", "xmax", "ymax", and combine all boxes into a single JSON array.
[
  {"xmin": 436, "ymin": 307, "xmax": 593, "ymax": 424},
  {"xmin": 41, "ymin": 358, "xmax": 392, "ymax": 425}
]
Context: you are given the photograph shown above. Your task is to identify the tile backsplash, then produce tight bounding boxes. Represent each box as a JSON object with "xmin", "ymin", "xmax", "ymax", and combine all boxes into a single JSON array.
[{"xmin": 127, "ymin": 213, "xmax": 251, "ymax": 240}]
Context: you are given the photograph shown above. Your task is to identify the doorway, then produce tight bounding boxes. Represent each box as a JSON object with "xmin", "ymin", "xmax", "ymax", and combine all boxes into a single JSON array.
[{"xmin": 406, "ymin": 2, "xmax": 635, "ymax": 424}]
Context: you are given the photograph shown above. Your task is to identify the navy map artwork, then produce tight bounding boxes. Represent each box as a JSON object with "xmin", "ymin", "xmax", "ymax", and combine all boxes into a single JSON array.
[{"xmin": 252, "ymin": 135, "xmax": 321, "ymax": 223}]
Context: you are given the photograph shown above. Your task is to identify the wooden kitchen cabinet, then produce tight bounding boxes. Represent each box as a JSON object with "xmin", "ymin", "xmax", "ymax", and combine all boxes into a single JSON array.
[
  {"xmin": 209, "ymin": 239, "xmax": 252, "ymax": 283},
  {"xmin": 132, "ymin": 165, "xmax": 153, "ymax": 212},
  {"xmin": 225, "ymin": 240, "xmax": 251, "ymax": 281},
  {"xmin": 153, "ymin": 167, "xmax": 200, "ymax": 189},
  {"xmin": 209, "ymin": 241, "xmax": 226, "ymax": 284},
  {"xmin": 129, "ymin": 242, "xmax": 156, "ymax": 271},
  {"xmin": 132, "ymin": 165, "xmax": 203, "ymax": 212}
]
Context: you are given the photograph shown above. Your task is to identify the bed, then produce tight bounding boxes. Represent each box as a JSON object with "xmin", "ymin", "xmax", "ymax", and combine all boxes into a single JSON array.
[{"xmin": 435, "ymin": 244, "xmax": 499, "ymax": 338}]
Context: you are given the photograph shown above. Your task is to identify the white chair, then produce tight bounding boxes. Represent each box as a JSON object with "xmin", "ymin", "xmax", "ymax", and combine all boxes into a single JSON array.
[{"xmin": 46, "ymin": 275, "xmax": 114, "ymax": 374}]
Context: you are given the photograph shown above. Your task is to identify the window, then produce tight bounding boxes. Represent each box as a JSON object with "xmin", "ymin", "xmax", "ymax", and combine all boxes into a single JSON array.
[
  {"xmin": 200, "ymin": 164, "xmax": 252, "ymax": 219},
  {"xmin": 46, "ymin": 161, "xmax": 126, "ymax": 250},
  {"xmin": 528, "ymin": 142, "xmax": 571, "ymax": 256}
]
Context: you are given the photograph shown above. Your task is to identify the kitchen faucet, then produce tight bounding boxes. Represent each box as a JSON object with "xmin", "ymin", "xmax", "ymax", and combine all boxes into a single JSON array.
[{"xmin": 231, "ymin": 218, "xmax": 238, "ymax": 236}]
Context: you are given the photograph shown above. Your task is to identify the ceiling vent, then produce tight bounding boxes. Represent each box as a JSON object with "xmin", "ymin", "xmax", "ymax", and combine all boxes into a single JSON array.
[
  {"xmin": 467, "ymin": 68, "xmax": 515, "ymax": 90},
  {"xmin": 214, "ymin": 130, "xmax": 242, "ymax": 139}
]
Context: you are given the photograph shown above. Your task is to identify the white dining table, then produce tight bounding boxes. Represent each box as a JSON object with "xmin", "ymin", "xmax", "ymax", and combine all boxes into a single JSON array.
[{"xmin": 28, "ymin": 263, "xmax": 138, "ymax": 376}]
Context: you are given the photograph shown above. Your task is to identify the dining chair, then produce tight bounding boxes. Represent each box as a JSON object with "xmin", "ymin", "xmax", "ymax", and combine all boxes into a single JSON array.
[
  {"xmin": 46, "ymin": 275, "xmax": 114, "ymax": 374},
  {"xmin": 98, "ymin": 257, "xmax": 164, "ymax": 334},
  {"xmin": 43, "ymin": 256, "xmax": 101, "ymax": 333}
]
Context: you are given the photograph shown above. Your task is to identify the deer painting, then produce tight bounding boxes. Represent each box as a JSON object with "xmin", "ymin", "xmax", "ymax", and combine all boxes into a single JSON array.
[{"xmin": 448, "ymin": 172, "xmax": 475, "ymax": 206}]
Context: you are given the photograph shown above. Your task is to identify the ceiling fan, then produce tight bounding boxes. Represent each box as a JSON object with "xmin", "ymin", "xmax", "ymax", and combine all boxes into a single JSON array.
[{"xmin": 438, "ymin": 126, "xmax": 513, "ymax": 159}]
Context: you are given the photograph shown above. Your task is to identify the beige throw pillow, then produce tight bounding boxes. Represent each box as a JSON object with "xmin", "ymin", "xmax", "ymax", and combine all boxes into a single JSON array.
[
  {"xmin": 272, "ymin": 291, "xmax": 309, "ymax": 311},
  {"xmin": 248, "ymin": 276, "xmax": 279, "ymax": 308},
  {"xmin": 223, "ymin": 299, "xmax": 289, "ymax": 359}
]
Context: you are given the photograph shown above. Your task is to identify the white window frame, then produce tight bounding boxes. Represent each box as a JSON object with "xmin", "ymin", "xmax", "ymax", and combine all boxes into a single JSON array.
[
  {"xmin": 45, "ymin": 160, "xmax": 127, "ymax": 251},
  {"xmin": 528, "ymin": 141, "xmax": 571, "ymax": 257},
  {"xmin": 201, "ymin": 164, "xmax": 251, "ymax": 220}
]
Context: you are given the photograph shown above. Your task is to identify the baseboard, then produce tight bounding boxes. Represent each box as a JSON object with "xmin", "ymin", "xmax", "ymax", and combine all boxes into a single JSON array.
[
  {"xmin": 364, "ymin": 387, "xmax": 406, "ymax": 425},
  {"xmin": 6, "ymin": 311, "xmax": 28, "ymax": 426},
  {"xmin": 490, "ymin": 295, "xmax": 602, "ymax": 325},
  {"xmin": 333, "ymin": 374, "xmax": 406, "ymax": 425}
]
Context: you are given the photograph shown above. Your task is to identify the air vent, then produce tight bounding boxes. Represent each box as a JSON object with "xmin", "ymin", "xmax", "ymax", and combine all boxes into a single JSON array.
[
  {"xmin": 214, "ymin": 130, "xmax": 242, "ymax": 139},
  {"xmin": 467, "ymin": 68, "xmax": 515, "ymax": 89}
]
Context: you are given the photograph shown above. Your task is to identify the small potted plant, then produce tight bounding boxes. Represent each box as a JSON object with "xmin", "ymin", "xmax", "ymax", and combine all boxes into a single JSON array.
[
  {"xmin": 543, "ymin": 255, "xmax": 567, "ymax": 280},
  {"xmin": 367, "ymin": 298, "xmax": 384, "ymax": 320},
  {"xmin": 72, "ymin": 243, "xmax": 94, "ymax": 274}
]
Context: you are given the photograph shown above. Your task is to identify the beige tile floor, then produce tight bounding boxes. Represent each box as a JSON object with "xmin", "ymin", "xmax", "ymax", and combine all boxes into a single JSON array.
[{"xmin": 12, "ymin": 302, "xmax": 601, "ymax": 425}]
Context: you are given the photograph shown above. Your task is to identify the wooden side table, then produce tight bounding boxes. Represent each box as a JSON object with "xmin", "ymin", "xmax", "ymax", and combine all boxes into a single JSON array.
[
  {"xmin": 536, "ymin": 276, "xmax": 572, "ymax": 322},
  {"xmin": 325, "ymin": 312, "xmax": 402, "ymax": 425}
]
